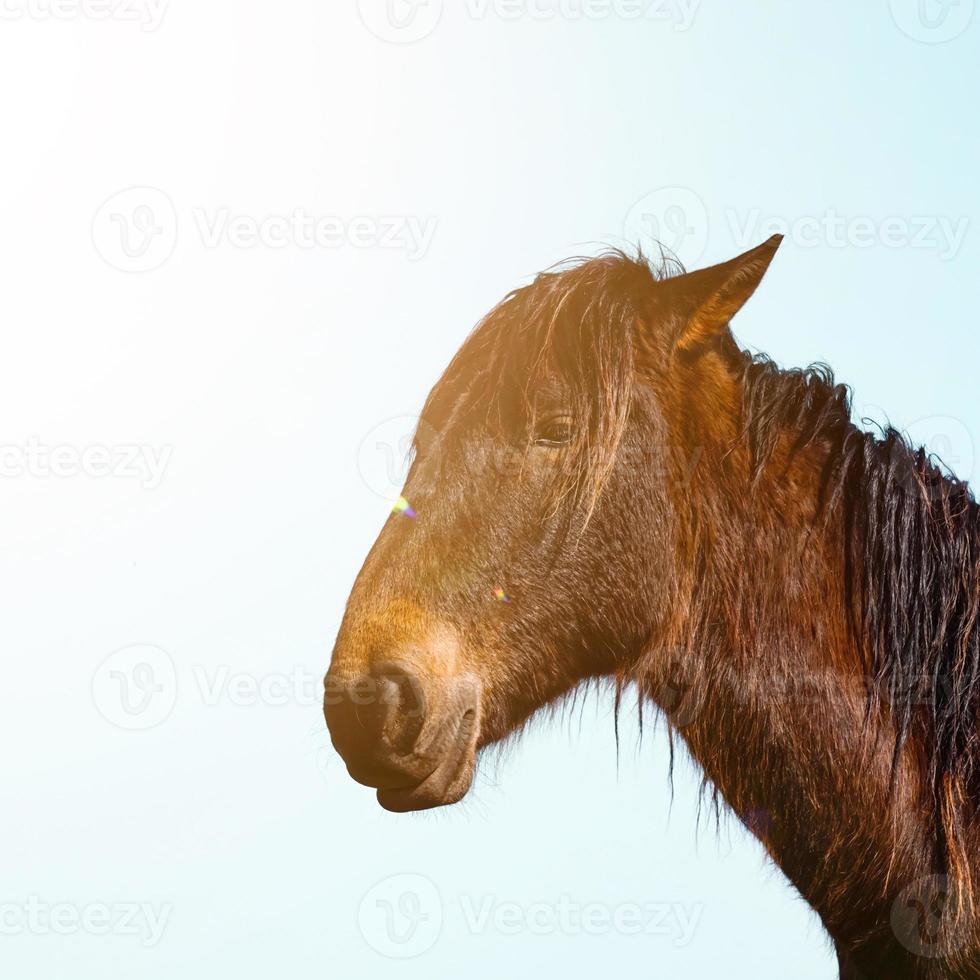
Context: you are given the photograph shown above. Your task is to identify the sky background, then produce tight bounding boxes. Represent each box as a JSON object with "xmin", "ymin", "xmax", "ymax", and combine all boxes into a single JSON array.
[{"xmin": 1, "ymin": 2, "xmax": 978, "ymax": 978}]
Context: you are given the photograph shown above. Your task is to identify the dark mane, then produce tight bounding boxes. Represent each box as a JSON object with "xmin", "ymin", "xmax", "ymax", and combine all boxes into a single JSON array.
[{"xmin": 738, "ymin": 353, "xmax": 980, "ymax": 864}]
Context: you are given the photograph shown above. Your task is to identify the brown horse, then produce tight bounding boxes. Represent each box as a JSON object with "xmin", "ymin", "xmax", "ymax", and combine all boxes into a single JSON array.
[{"xmin": 324, "ymin": 237, "xmax": 980, "ymax": 979}]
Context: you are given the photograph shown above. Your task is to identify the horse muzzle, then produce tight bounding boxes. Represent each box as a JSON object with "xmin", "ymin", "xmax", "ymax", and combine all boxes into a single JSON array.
[{"xmin": 324, "ymin": 649, "xmax": 481, "ymax": 812}]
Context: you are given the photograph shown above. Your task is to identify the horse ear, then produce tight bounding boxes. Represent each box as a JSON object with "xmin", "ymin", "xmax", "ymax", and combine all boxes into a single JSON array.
[{"xmin": 661, "ymin": 235, "xmax": 783, "ymax": 354}]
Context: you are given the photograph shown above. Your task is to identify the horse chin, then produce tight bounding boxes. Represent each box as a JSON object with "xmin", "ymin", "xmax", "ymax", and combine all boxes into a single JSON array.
[{"xmin": 375, "ymin": 749, "xmax": 476, "ymax": 813}]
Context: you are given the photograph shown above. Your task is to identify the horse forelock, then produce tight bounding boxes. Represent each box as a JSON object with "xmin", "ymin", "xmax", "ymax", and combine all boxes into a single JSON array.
[{"xmin": 417, "ymin": 250, "xmax": 682, "ymax": 518}]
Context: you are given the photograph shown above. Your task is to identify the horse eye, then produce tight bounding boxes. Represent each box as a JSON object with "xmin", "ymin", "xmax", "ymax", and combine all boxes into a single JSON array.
[{"xmin": 534, "ymin": 416, "xmax": 575, "ymax": 447}]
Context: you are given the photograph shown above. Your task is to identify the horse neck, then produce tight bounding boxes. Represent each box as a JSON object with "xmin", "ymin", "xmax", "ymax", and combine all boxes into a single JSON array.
[{"xmin": 649, "ymin": 419, "xmax": 938, "ymax": 954}]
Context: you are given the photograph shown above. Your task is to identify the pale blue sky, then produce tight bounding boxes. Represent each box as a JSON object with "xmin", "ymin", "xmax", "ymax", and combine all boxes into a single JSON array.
[{"xmin": 1, "ymin": 2, "xmax": 977, "ymax": 978}]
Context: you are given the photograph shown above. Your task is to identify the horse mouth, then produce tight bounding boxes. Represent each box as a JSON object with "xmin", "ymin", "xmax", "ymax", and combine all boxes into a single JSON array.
[{"xmin": 375, "ymin": 708, "xmax": 478, "ymax": 812}]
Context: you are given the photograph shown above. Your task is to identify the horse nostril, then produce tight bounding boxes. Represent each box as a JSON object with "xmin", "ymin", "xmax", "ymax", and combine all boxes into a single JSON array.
[
  {"xmin": 323, "ymin": 661, "xmax": 429, "ymax": 766},
  {"xmin": 375, "ymin": 662, "xmax": 428, "ymax": 753}
]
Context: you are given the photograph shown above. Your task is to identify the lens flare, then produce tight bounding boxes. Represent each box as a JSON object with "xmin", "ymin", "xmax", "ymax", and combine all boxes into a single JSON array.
[
  {"xmin": 392, "ymin": 496, "xmax": 416, "ymax": 518},
  {"xmin": 492, "ymin": 587, "xmax": 510, "ymax": 603}
]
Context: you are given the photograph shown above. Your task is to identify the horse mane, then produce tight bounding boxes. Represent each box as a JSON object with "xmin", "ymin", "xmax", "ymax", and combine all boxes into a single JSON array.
[{"xmin": 737, "ymin": 352, "xmax": 980, "ymax": 878}]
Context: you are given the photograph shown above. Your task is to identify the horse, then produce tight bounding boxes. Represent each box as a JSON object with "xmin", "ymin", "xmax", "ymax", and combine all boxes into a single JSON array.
[{"xmin": 324, "ymin": 236, "xmax": 980, "ymax": 979}]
